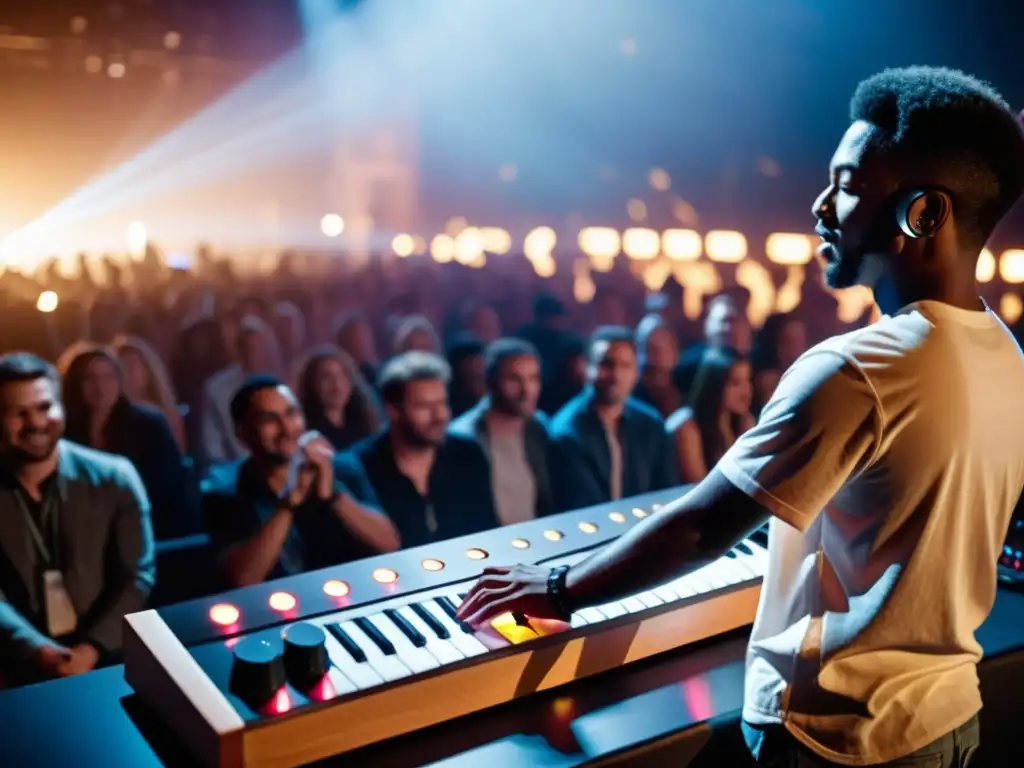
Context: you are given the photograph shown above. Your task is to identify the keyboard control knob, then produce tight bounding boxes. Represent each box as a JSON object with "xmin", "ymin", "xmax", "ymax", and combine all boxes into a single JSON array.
[
  {"xmin": 282, "ymin": 622, "xmax": 329, "ymax": 689},
  {"xmin": 229, "ymin": 636, "xmax": 286, "ymax": 706}
]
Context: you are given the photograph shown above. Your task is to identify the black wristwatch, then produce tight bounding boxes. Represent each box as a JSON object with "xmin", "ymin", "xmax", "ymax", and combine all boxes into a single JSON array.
[{"xmin": 547, "ymin": 564, "xmax": 575, "ymax": 622}]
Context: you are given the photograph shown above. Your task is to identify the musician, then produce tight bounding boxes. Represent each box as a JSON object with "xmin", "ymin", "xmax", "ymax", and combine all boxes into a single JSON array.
[
  {"xmin": 449, "ymin": 339, "xmax": 557, "ymax": 524},
  {"xmin": 459, "ymin": 67, "xmax": 1024, "ymax": 767},
  {"xmin": 347, "ymin": 351, "xmax": 499, "ymax": 547},
  {"xmin": 0, "ymin": 353, "xmax": 154, "ymax": 685},
  {"xmin": 203, "ymin": 376, "xmax": 399, "ymax": 588},
  {"xmin": 549, "ymin": 326, "xmax": 678, "ymax": 511}
]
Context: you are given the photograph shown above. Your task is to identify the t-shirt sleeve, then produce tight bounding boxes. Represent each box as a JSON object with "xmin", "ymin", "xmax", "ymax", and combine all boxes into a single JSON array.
[{"xmin": 717, "ymin": 350, "xmax": 882, "ymax": 532}]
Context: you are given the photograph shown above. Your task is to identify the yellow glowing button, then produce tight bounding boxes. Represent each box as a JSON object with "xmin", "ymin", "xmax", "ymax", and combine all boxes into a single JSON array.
[
  {"xmin": 544, "ymin": 529, "xmax": 564, "ymax": 541},
  {"xmin": 578, "ymin": 521, "xmax": 598, "ymax": 534},
  {"xmin": 609, "ymin": 512, "xmax": 627, "ymax": 523},
  {"xmin": 466, "ymin": 548, "xmax": 489, "ymax": 560},
  {"xmin": 322, "ymin": 579, "xmax": 350, "ymax": 598},
  {"xmin": 421, "ymin": 558, "xmax": 445, "ymax": 572},
  {"xmin": 372, "ymin": 568, "xmax": 399, "ymax": 584},
  {"xmin": 511, "ymin": 538, "xmax": 530, "ymax": 549},
  {"xmin": 268, "ymin": 591, "xmax": 296, "ymax": 612},
  {"xmin": 632, "ymin": 507, "xmax": 648, "ymax": 519},
  {"xmin": 490, "ymin": 612, "xmax": 539, "ymax": 645}
]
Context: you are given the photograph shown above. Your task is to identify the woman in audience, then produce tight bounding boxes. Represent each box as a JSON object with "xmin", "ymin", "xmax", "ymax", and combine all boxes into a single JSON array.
[
  {"xmin": 666, "ymin": 348, "xmax": 754, "ymax": 483},
  {"xmin": 59, "ymin": 345, "xmax": 200, "ymax": 540},
  {"xmin": 112, "ymin": 334, "xmax": 187, "ymax": 450},
  {"xmin": 296, "ymin": 345, "xmax": 383, "ymax": 451},
  {"xmin": 750, "ymin": 312, "xmax": 808, "ymax": 413}
]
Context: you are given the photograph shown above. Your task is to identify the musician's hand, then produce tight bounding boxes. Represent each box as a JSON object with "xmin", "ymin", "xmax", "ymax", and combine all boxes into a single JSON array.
[{"xmin": 456, "ymin": 565, "xmax": 561, "ymax": 627}]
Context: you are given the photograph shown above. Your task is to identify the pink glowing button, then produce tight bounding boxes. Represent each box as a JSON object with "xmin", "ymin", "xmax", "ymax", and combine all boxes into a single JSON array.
[{"xmin": 209, "ymin": 603, "xmax": 240, "ymax": 627}]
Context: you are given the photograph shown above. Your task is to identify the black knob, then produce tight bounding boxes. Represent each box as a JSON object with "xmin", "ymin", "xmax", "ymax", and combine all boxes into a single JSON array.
[
  {"xmin": 229, "ymin": 636, "xmax": 286, "ymax": 706},
  {"xmin": 282, "ymin": 622, "xmax": 330, "ymax": 689}
]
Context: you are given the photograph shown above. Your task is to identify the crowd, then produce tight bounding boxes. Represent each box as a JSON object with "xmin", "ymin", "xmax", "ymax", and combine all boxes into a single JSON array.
[{"xmin": 0, "ymin": 244, "xmax": 1018, "ymax": 686}]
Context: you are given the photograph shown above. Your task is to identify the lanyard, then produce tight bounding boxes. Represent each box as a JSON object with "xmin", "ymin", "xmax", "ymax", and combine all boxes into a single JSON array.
[{"xmin": 12, "ymin": 487, "xmax": 60, "ymax": 569}]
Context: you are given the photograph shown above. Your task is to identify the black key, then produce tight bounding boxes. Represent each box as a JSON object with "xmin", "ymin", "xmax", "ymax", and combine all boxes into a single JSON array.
[
  {"xmin": 411, "ymin": 603, "xmax": 450, "ymax": 640},
  {"xmin": 513, "ymin": 612, "xmax": 531, "ymax": 628},
  {"xmin": 354, "ymin": 616, "xmax": 396, "ymax": 656},
  {"xmin": 458, "ymin": 592, "xmax": 468, "ymax": 600},
  {"xmin": 725, "ymin": 549, "xmax": 737, "ymax": 558},
  {"xmin": 735, "ymin": 541, "xmax": 753, "ymax": 555},
  {"xmin": 384, "ymin": 609, "xmax": 427, "ymax": 648},
  {"xmin": 750, "ymin": 528, "xmax": 769, "ymax": 548},
  {"xmin": 326, "ymin": 623, "xmax": 367, "ymax": 663},
  {"xmin": 436, "ymin": 596, "xmax": 474, "ymax": 634}
]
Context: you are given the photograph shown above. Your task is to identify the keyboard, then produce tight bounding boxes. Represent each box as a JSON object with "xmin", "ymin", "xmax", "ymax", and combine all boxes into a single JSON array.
[{"xmin": 124, "ymin": 487, "xmax": 766, "ymax": 768}]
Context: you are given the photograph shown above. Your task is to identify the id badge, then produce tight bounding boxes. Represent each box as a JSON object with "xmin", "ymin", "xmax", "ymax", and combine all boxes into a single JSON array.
[{"xmin": 43, "ymin": 570, "xmax": 78, "ymax": 638}]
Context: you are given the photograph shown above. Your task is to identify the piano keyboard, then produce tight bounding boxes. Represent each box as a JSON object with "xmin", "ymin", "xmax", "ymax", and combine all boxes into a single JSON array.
[
  {"xmin": 305, "ymin": 539, "xmax": 768, "ymax": 691},
  {"xmin": 124, "ymin": 488, "xmax": 767, "ymax": 768}
]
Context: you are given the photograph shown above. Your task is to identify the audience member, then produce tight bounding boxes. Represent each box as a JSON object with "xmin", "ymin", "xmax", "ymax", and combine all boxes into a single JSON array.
[
  {"xmin": 633, "ymin": 314, "xmax": 683, "ymax": 418},
  {"xmin": 750, "ymin": 312, "xmax": 808, "ymax": 412},
  {"xmin": 449, "ymin": 339, "xmax": 556, "ymax": 524},
  {"xmin": 59, "ymin": 346, "xmax": 200, "ymax": 540},
  {"xmin": 666, "ymin": 348, "xmax": 754, "ymax": 482},
  {"xmin": 0, "ymin": 353, "xmax": 154, "ymax": 685},
  {"xmin": 333, "ymin": 311, "xmax": 379, "ymax": 387},
  {"xmin": 392, "ymin": 315, "xmax": 442, "ymax": 355},
  {"xmin": 272, "ymin": 301, "xmax": 307, "ymax": 371},
  {"xmin": 675, "ymin": 293, "xmax": 753, "ymax": 397},
  {"xmin": 538, "ymin": 334, "xmax": 587, "ymax": 416},
  {"xmin": 348, "ymin": 352, "xmax": 498, "ymax": 547},
  {"xmin": 112, "ymin": 335, "xmax": 187, "ymax": 450},
  {"xmin": 201, "ymin": 315, "xmax": 282, "ymax": 465},
  {"xmin": 446, "ymin": 334, "xmax": 487, "ymax": 416},
  {"xmin": 550, "ymin": 327, "xmax": 678, "ymax": 510},
  {"xmin": 203, "ymin": 376, "xmax": 398, "ymax": 588},
  {"xmin": 295, "ymin": 346, "xmax": 381, "ymax": 451}
]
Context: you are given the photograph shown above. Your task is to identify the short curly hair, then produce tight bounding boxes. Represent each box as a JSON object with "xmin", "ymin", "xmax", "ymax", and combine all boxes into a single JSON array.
[{"xmin": 850, "ymin": 66, "xmax": 1024, "ymax": 247}]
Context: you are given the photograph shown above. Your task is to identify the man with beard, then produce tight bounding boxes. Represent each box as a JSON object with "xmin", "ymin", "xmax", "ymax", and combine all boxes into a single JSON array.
[
  {"xmin": 0, "ymin": 353, "xmax": 154, "ymax": 686},
  {"xmin": 203, "ymin": 376, "xmax": 399, "ymax": 588},
  {"xmin": 457, "ymin": 68, "xmax": 1024, "ymax": 766},
  {"xmin": 549, "ymin": 326, "xmax": 679, "ymax": 511},
  {"xmin": 349, "ymin": 351, "xmax": 498, "ymax": 547},
  {"xmin": 449, "ymin": 339, "xmax": 556, "ymax": 524}
]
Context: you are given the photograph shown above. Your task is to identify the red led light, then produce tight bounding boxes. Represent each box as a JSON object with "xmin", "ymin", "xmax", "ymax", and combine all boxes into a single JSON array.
[
  {"xmin": 269, "ymin": 688, "xmax": 292, "ymax": 715},
  {"xmin": 309, "ymin": 675, "xmax": 337, "ymax": 702},
  {"xmin": 269, "ymin": 591, "xmax": 297, "ymax": 612},
  {"xmin": 209, "ymin": 603, "xmax": 240, "ymax": 627}
]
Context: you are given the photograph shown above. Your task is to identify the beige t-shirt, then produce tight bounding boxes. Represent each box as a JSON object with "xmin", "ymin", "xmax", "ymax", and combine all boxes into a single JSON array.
[{"xmin": 719, "ymin": 300, "xmax": 1024, "ymax": 765}]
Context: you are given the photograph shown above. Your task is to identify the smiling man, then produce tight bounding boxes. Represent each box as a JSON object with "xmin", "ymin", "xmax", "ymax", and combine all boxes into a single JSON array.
[{"xmin": 458, "ymin": 67, "xmax": 1024, "ymax": 767}]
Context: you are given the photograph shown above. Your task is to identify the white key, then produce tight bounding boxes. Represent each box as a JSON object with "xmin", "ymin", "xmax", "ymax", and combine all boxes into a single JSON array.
[
  {"xmin": 745, "ymin": 541, "xmax": 770, "ymax": 571},
  {"xmin": 621, "ymin": 596, "xmax": 648, "ymax": 614},
  {"xmin": 634, "ymin": 591, "xmax": 664, "ymax": 609},
  {"xmin": 326, "ymin": 665, "xmax": 358, "ymax": 696},
  {"xmin": 420, "ymin": 602, "xmax": 489, "ymax": 657},
  {"xmin": 340, "ymin": 620, "xmax": 411, "ymax": 682},
  {"xmin": 310, "ymin": 618, "xmax": 384, "ymax": 690},
  {"xmin": 570, "ymin": 613, "xmax": 589, "ymax": 628},
  {"xmin": 728, "ymin": 549, "xmax": 760, "ymax": 579},
  {"xmin": 397, "ymin": 606, "xmax": 464, "ymax": 665},
  {"xmin": 652, "ymin": 585, "xmax": 680, "ymax": 603},
  {"xmin": 596, "ymin": 601, "xmax": 628, "ymax": 619},
  {"xmin": 578, "ymin": 607, "xmax": 606, "ymax": 624},
  {"xmin": 712, "ymin": 558, "xmax": 746, "ymax": 587},
  {"xmin": 368, "ymin": 614, "xmax": 440, "ymax": 674}
]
